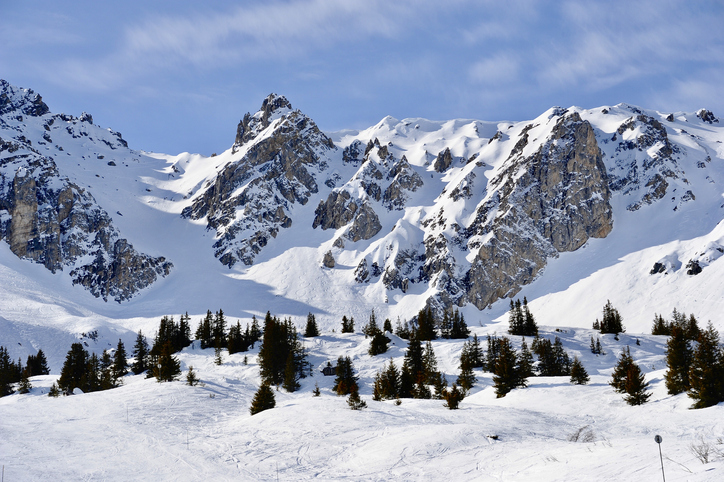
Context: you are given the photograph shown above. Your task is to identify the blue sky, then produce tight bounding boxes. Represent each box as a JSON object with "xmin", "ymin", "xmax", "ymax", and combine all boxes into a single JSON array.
[{"xmin": 2, "ymin": 0, "xmax": 723, "ymax": 155}]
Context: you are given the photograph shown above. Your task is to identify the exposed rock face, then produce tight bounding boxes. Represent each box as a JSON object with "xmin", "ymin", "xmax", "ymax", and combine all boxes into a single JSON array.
[
  {"xmin": 312, "ymin": 191, "xmax": 382, "ymax": 242},
  {"xmin": 463, "ymin": 113, "xmax": 612, "ymax": 308},
  {"xmin": 0, "ymin": 81, "xmax": 172, "ymax": 301},
  {"xmin": 322, "ymin": 250, "xmax": 335, "ymax": 268},
  {"xmin": 433, "ymin": 147, "xmax": 453, "ymax": 172},
  {"xmin": 183, "ymin": 94, "xmax": 335, "ymax": 267}
]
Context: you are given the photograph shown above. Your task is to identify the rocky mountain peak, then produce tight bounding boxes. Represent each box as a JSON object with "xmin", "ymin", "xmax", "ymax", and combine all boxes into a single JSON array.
[
  {"xmin": 233, "ymin": 93, "xmax": 294, "ymax": 150},
  {"xmin": 0, "ymin": 79, "xmax": 49, "ymax": 117}
]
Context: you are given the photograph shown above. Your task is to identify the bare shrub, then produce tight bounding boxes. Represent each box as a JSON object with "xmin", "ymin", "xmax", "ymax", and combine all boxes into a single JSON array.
[{"xmin": 568, "ymin": 425, "xmax": 596, "ymax": 443}]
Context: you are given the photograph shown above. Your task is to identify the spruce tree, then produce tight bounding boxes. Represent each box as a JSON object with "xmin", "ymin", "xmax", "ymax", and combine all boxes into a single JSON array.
[
  {"xmin": 373, "ymin": 359, "xmax": 400, "ymax": 401},
  {"xmin": 443, "ymin": 384, "xmax": 465, "ymax": 409},
  {"xmin": 85, "ymin": 353, "xmax": 102, "ymax": 393},
  {"xmin": 196, "ymin": 310, "xmax": 214, "ymax": 349},
  {"xmin": 610, "ymin": 347, "xmax": 634, "ymax": 393},
  {"xmin": 112, "ymin": 339, "xmax": 129, "ymax": 381},
  {"xmin": 58, "ymin": 342, "xmax": 89, "ymax": 394},
  {"xmin": 48, "ymin": 382, "xmax": 61, "ymax": 397},
  {"xmin": 341, "ymin": 315, "xmax": 355, "ymax": 333},
  {"xmin": 368, "ymin": 331, "xmax": 390, "ymax": 356},
  {"xmin": 100, "ymin": 350, "xmax": 115, "ymax": 390},
  {"xmin": 131, "ymin": 330, "xmax": 150, "ymax": 375},
  {"xmin": 282, "ymin": 352, "xmax": 300, "ymax": 392},
  {"xmin": 651, "ymin": 314, "xmax": 669, "ymax": 335},
  {"xmin": 250, "ymin": 382, "xmax": 276, "ymax": 415},
  {"xmin": 186, "ymin": 366, "xmax": 200, "ymax": 386},
  {"xmin": 212, "ymin": 309, "xmax": 227, "ymax": 349},
  {"xmin": 599, "ymin": 300, "xmax": 625, "ymax": 334},
  {"xmin": 249, "ymin": 315, "xmax": 262, "ymax": 348},
  {"xmin": 456, "ymin": 356, "xmax": 476, "ymax": 393},
  {"xmin": 0, "ymin": 346, "xmax": 18, "ymax": 397},
  {"xmin": 312, "ymin": 382, "xmax": 321, "ymax": 397},
  {"xmin": 440, "ymin": 310, "xmax": 452, "ymax": 339},
  {"xmin": 152, "ymin": 342, "xmax": 181, "ymax": 382},
  {"xmin": 688, "ymin": 323, "xmax": 724, "ymax": 409},
  {"xmin": 569, "ymin": 356, "xmax": 589, "ymax": 385},
  {"xmin": 347, "ymin": 387, "xmax": 367, "ymax": 410},
  {"xmin": 623, "ymin": 363, "xmax": 651, "ymax": 405},
  {"xmin": 383, "ymin": 318, "xmax": 393, "ymax": 333},
  {"xmin": 416, "ymin": 306, "xmax": 437, "ymax": 341},
  {"xmin": 449, "ymin": 309, "xmax": 470, "ymax": 339},
  {"xmin": 362, "ymin": 310, "xmax": 380, "ymax": 337},
  {"xmin": 493, "ymin": 337, "xmax": 519, "ymax": 397},
  {"xmin": 664, "ymin": 324, "xmax": 692, "ymax": 395},
  {"xmin": 304, "ymin": 313, "xmax": 320, "ymax": 337},
  {"xmin": 333, "ymin": 356, "xmax": 358, "ymax": 395},
  {"xmin": 518, "ymin": 339, "xmax": 535, "ymax": 380},
  {"xmin": 18, "ymin": 370, "xmax": 32, "ymax": 394}
]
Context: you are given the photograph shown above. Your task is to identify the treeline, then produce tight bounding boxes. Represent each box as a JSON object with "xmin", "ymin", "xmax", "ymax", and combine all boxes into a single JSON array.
[{"xmin": 0, "ymin": 347, "xmax": 50, "ymax": 397}]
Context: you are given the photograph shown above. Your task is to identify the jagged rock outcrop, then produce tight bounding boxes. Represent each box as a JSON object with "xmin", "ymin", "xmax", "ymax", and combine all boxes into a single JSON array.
[
  {"xmin": 183, "ymin": 94, "xmax": 335, "ymax": 267},
  {"xmin": 433, "ymin": 147, "xmax": 453, "ymax": 172},
  {"xmin": 312, "ymin": 191, "xmax": 382, "ymax": 242},
  {"xmin": 0, "ymin": 81, "xmax": 172, "ymax": 301},
  {"xmin": 462, "ymin": 112, "xmax": 613, "ymax": 309}
]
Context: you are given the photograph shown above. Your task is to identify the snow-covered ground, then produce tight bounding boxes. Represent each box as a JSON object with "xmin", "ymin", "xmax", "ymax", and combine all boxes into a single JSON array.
[{"xmin": 1, "ymin": 324, "xmax": 722, "ymax": 481}]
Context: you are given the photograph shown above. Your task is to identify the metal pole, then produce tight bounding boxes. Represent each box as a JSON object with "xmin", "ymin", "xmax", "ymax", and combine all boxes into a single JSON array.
[{"xmin": 655, "ymin": 435, "xmax": 665, "ymax": 482}]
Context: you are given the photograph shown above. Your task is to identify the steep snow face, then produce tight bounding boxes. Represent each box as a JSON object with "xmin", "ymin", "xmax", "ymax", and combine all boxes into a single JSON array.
[{"xmin": 0, "ymin": 81, "xmax": 172, "ymax": 302}]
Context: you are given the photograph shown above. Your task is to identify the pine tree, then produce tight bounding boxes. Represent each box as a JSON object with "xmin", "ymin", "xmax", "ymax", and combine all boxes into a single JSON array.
[
  {"xmin": 403, "ymin": 333, "xmax": 425, "ymax": 387},
  {"xmin": 485, "ymin": 335, "xmax": 502, "ymax": 373},
  {"xmin": 449, "ymin": 309, "xmax": 470, "ymax": 339},
  {"xmin": 304, "ymin": 313, "xmax": 320, "ymax": 337},
  {"xmin": 0, "ymin": 347, "xmax": 18, "ymax": 397},
  {"xmin": 100, "ymin": 350, "xmax": 115, "ymax": 390},
  {"xmin": 48, "ymin": 382, "xmax": 61, "ymax": 397},
  {"xmin": 433, "ymin": 373, "xmax": 448, "ymax": 400},
  {"xmin": 249, "ymin": 315, "xmax": 262, "ymax": 348},
  {"xmin": 282, "ymin": 352, "xmax": 300, "ymax": 392},
  {"xmin": 341, "ymin": 315, "xmax": 355, "ymax": 333},
  {"xmin": 688, "ymin": 322, "xmax": 724, "ymax": 409},
  {"xmin": 456, "ymin": 355, "xmax": 476, "ymax": 393},
  {"xmin": 333, "ymin": 356, "xmax": 358, "ymax": 395},
  {"xmin": 569, "ymin": 356, "xmax": 589, "ymax": 385},
  {"xmin": 373, "ymin": 359, "xmax": 400, "ymax": 401},
  {"xmin": 416, "ymin": 306, "xmax": 437, "ymax": 341},
  {"xmin": 599, "ymin": 300, "xmax": 625, "ymax": 334},
  {"xmin": 214, "ymin": 340, "xmax": 224, "ymax": 366},
  {"xmin": 518, "ymin": 339, "xmax": 535, "ymax": 380},
  {"xmin": 443, "ymin": 384, "xmax": 465, "ymax": 409},
  {"xmin": 623, "ymin": 363, "xmax": 651, "ymax": 405},
  {"xmin": 250, "ymin": 382, "xmax": 276, "ymax": 415},
  {"xmin": 610, "ymin": 347, "xmax": 634, "ymax": 393},
  {"xmin": 493, "ymin": 337, "xmax": 519, "ymax": 398},
  {"xmin": 362, "ymin": 310, "xmax": 380, "ymax": 338},
  {"xmin": 196, "ymin": 310, "xmax": 213, "ymax": 349},
  {"xmin": 368, "ymin": 331, "xmax": 390, "ymax": 356},
  {"xmin": 18, "ymin": 370, "xmax": 32, "ymax": 394},
  {"xmin": 651, "ymin": 313, "xmax": 669, "ymax": 335},
  {"xmin": 58, "ymin": 342, "xmax": 89, "ymax": 394},
  {"xmin": 395, "ymin": 318, "xmax": 411, "ymax": 340},
  {"xmin": 84, "ymin": 353, "xmax": 102, "ymax": 393},
  {"xmin": 312, "ymin": 382, "xmax": 321, "ymax": 397},
  {"xmin": 131, "ymin": 330, "xmax": 150, "ymax": 375},
  {"xmin": 151, "ymin": 342, "xmax": 181, "ymax": 382},
  {"xmin": 664, "ymin": 324, "xmax": 692, "ymax": 395},
  {"xmin": 112, "ymin": 339, "xmax": 129, "ymax": 381},
  {"xmin": 440, "ymin": 310, "xmax": 452, "ymax": 339},
  {"xmin": 186, "ymin": 366, "xmax": 200, "ymax": 386},
  {"xmin": 347, "ymin": 387, "xmax": 367, "ymax": 410},
  {"xmin": 383, "ymin": 318, "xmax": 393, "ymax": 333},
  {"xmin": 177, "ymin": 312, "xmax": 192, "ymax": 350},
  {"xmin": 212, "ymin": 309, "xmax": 227, "ymax": 349}
]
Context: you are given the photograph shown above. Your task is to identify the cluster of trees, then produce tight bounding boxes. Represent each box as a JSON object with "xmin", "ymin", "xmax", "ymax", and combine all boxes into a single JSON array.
[
  {"xmin": 1, "ymin": 347, "xmax": 49, "ymax": 397},
  {"xmin": 508, "ymin": 298, "xmax": 538, "ymax": 336},
  {"xmin": 655, "ymin": 309, "xmax": 724, "ymax": 408},
  {"xmin": 196, "ymin": 310, "xmax": 262, "ymax": 356},
  {"xmin": 610, "ymin": 347, "xmax": 650, "ymax": 405},
  {"xmin": 593, "ymin": 300, "xmax": 625, "ymax": 334},
  {"xmin": 257, "ymin": 312, "xmax": 309, "ymax": 392},
  {"xmin": 55, "ymin": 340, "xmax": 129, "ymax": 395},
  {"xmin": 372, "ymin": 333, "xmax": 447, "ymax": 401}
]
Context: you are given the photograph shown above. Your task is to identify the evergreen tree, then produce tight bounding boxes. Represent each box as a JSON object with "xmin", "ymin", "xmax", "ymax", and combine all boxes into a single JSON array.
[
  {"xmin": 0, "ymin": 346, "xmax": 19, "ymax": 397},
  {"xmin": 508, "ymin": 299, "xmax": 523, "ymax": 335},
  {"xmin": 467, "ymin": 335, "xmax": 485, "ymax": 369},
  {"xmin": 518, "ymin": 339, "xmax": 535, "ymax": 380},
  {"xmin": 651, "ymin": 313, "xmax": 669, "ymax": 335},
  {"xmin": 18, "ymin": 370, "xmax": 32, "ymax": 394},
  {"xmin": 443, "ymin": 384, "xmax": 465, "ymax": 409},
  {"xmin": 368, "ymin": 331, "xmax": 390, "ymax": 356},
  {"xmin": 456, "ymin": 354, "xmax": 476, "ymax": 393},
  {"xmin": 257, "ymin": 312, "xmax": 308, "ymax": 386},
  {"xmin": 131, "ymin": 330, "xmax": 150, "ymax": 375},
  {"xmin": 449, "ymin": 309, "xmax": 471, "ymax": 339},
  {"xmin": 383, "ymin": 318, "xmax": 393, "ymax": 333},
  {"xmin": 569, "ymin": 356, "xmax": 589, "ymax": 385},
  {"xmin": 373, "ymin": 359, "xmax": 401, "ymax": 401},
  {"xmin": 599, "ymin": 300, "xmax": 625, "ymax": 334},
  {"xmin": 422, "ymin": 341, "xmax": 440, "ymax": 385},
  {"xmin": 186, "ymin": 366, "xmax": 200, "ymax": 386},
  {"xmin": 664, "ymin": 324, "xmax": 692, "ymax": 395},
  {"xmin": 100, "ymin": 350, "xmax": 115, "ymax": 390},
  {"xmin": 485, "ymin": 335, "xmax": 502, "ymax": 373},
  {"xmin": 688, "ymin": 323, "xmax": 724, "ymax": 409},
  {"xmin": 347, "ymin": 387, "xmax": 367, "ymax": 410},
  {"xmin": 433, "ymin": 373, "xmax": 448, "ymax": 400},
  {"xmin": 227, "ymin": 321, "xmax": 249, "ymax": 355},
  {"xmin": 610, "ymin": 347, "xmax": 635, "ymax": 393},
  {"xmin": 195, "ymin": 310, "xmax": 214, "ymax": 349},
  {"xmin": 440, "ymin": 310, "xmax": 452, "ymax": 339},
  {"xmin": 177, "ymin": 312, "xmax": 193, "ymax": 350},
  {"xmin": 249, "ymin": 315, "xmax": 262, "ymax": 348},
  {"xmin": 250, "ymin": 382, "xmax": 276, "ymax": 415},
  {"xmin": 48, "ymin": 382, "xmax": 61, "ymax": 397},
  {"xmin": 403, "ymin": 333, "xmax": 425, "ymax": 387},
  {"xmin": 212, "ymin": 309, "xmax": 227, "ymax": 349},
  {"xmin": 333, "ymin": 356, "xmax": 358, "ymax": 395},
  {"xmin": 282, "ymin": 352, "xmax": 300, "ymax": 392},
  {"xmin": 623, "ymin": 363, "xmax": 651, "ymax": 405},
  {"xmin": 533, "ymin": 336, "xmax": 571, "ymax": 376},
  {"xmin": 214, "ymin": 340, "xmax": 224, "ymax": 366},
  {"xmin": 362, "ymin": 310, "xmax": 380, "ymax": 338},
  {"xmin": 112, "ymin": 339, "xmax": 129, "ymax": 381},
  {"xmin": 304, "ymin": 312, "xmax": 320, "ymax": 337},
  {"xmin": 312, "ymin": 382, "xmax": 321, "ymax": 397},
  {"xmin": 58, "ymin": 342, "xmax": 89, "ymax": 394},
  {"xmin": 85, "ymin": 352, "xmax": 102, "ymax": 393},
  {"xmin": 493, "ymin": 337, "xmax": 520, "ymax": 397},
  {"xmin": 25, "ymin": 349, "xmax": 50, "ymax": 376},
  {"xmin": 416, "ymin": 306, "xmax": 437, "ymax": 341},
  {"xmin": 341, "ymin": 315, "xmax": 355, "ymax": 333},
  {"xmin": 395, "ymin": 318, "xmax": 411, "ymax": 340},
  {"xmin": 151, "ymin": 342, "xmax": 181, "ymax": 382}
]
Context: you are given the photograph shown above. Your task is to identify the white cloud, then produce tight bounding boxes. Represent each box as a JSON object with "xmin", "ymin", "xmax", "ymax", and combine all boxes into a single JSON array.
[{"xmin": 469, "ymin": 54, "xmax": 520, "ymax": 85}]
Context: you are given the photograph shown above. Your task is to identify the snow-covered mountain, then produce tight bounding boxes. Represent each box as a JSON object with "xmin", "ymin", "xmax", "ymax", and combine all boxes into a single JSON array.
[
  {"xmin": 2, "ymin": 79, "xmax": 724, "ymax": 481},
  {"xmin": 1, "ymin": 79, "xmax": 724, "ymax": 367}
]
